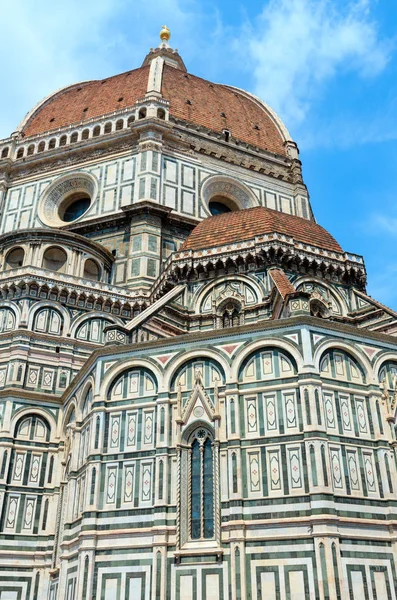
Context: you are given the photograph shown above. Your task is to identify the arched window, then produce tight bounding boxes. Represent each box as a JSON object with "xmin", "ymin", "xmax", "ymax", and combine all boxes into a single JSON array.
[
  {"xmin": 42, "ymin": 498, "xmax": 49, "ymax": 530},
  {"xmin": 108, "ymin": 367, "xmax": 157, "ymax": 400},
  {"xmin": 183, "ymin": 427, "xmax": 215, "ymax": 542},
  {"xmin": 83, "ymin": 259, "xmax": 100, "ymax": 281},
  {"xmin": 157, "ymin": 108, "xmax": 166, "ymax": 120},
  {"xmin": 16, "ymin": 415, "xmax": 50, "ymax": 441},
  {"xmin": 159, "ymin": 407, "xmax": 165, "ymax": 441},
  {"xmin": 17, "ymin": 147, "xmax": 24, "ymax": 159},
  {"xmin": 27, "ymin": 144, "xmax": 35, "ymax": 155},
  {"xmin": 1, "ymin": 147, "xmax": 10, "ymax": 158},
  {"xmin": 321, "ymin": 445, "xmax": 328, "ymax": 486},
  {"xmin": 70, "ymin": 132, "xmax": 78, "ymax": 143},
  {"xmin": 304, "ymin": 389, "xmax": 311, "ymax": 426},
  {"xmin": 310, "ymin": 445, "xmax": 318, "ymax": 486},
  {"xmin": 33, "ymin": 308, "xmax": 63, "ymax": 335},
  {"xmin": 42, "ymin": 247, "xmax": 67, "ymax": 272},
  {"xmin": 38, "ymin": 141, "xmax": 45, "ymax": 153},
  {"xmin": 59, "ymin": 135, "xmax": 67, "ymax": 146},
  {"xmin": 82, "ymin": 129, "xmax": 89, "ymax": 140},
  {"xmin": 385, "ymin": 454, "xmax": 393, "ymax": 494},
  {"xmin": 231, "ymin": 453, "xmax": 238, "ymax": 494},
  {"xmin": 0, "ymin": 450, "xmax": 8, "ymax": 478},
  {"xmin": 229, "ymin": 398, "xmax": 236, "ymax": 435},
  {"xmin": 48, "ymin": 455, "xmax": 54, "ymax": 483},
  {"xmin": 138, "ymin": 108, "xmax": 147, "ymax": 119},
  {"xmin": 93, "ymin": 125, "xmax": 101, "ymax": 137},
  {"xmin": 75, "ymin": 318, "xmax": 111, "ymax": 343},
  {"xmin": 127, "ymin": 115, "xmax": 135, "ymax": 127},
  {"xmin": 115, "ymin": 119, "xmax": 124, "ymax": 131},
  {"xmin": 94, "ymin": 416, "xmax": 100, "ymax": 449},
  {"xmin": 82, "ymin": 387, "xmax": 92, "ymax": 416},
  {"xmin": 48, "ymin": 138, "xmax": 56, "ymax": 149},
  {"xmin": 104, "ymin": 122, "xmax": 112, "ymax": 134},
  {"xmin": 158, "ymin": 460, "xmax": 164, "ymax": 501},
  {"xmin": 90, "ymin": 468, "xmax": 96, "ymax": 504},
  {"xmin": 82, "ymin": 555, "xmax": 90, "ymax": 599},
  {"xmin": 0, "ymin": 308, "xmax": 16, "ymax": 333},
  {"xmin": 5, "ymin": 247, "xmax": 24, "ymax": 270},
  {"xmin": 379, "ymin": 361, "xmax": 397, "ymax": 392},
  {"xmin": 320, "ymin": 349, "xmax": 365, "ymax": 383},
  {"xmin": 310, "ymin": 298, "xmax": 330, "ymax": 319}
]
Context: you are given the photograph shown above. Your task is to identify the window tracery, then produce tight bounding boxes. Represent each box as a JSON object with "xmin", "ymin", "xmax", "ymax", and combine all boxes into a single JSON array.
[{"xmin": 189, "ymin": 428, "xmax": 215, "ymax": 540}]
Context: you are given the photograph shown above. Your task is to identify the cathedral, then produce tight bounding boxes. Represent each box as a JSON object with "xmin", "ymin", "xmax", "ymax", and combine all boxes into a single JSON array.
[{"xmin": 1, "ymin": 25, "xmax": 397, "ymax": 600}]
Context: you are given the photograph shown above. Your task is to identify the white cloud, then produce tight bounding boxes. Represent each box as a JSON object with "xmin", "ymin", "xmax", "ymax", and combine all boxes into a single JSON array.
[
  {"xmin": 242, "ymin": 0, "xmax": 391, "ymax": 128},
  {"xmin": 0, "ymin": 0, "xmax": 213, "ymax": 139},
  {"xmin": 0, "ymin": 0, "xmax": 391, "ymax": 149},
  {"xmin": 0, "ymin": 0, "xmax": 120, "ymax": 137}
]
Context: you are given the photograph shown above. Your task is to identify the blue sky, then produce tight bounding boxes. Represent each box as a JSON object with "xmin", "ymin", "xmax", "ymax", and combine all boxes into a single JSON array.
[{"xmin": 1, "ymin": 0, "xmax": 397, "ymax": 307}]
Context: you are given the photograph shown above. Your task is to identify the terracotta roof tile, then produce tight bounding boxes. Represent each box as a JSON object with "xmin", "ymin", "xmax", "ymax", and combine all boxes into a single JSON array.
[
  {"xmin": 268, "ymin": 269, "xmax": 296, "ymax": 299},
  {"xmin": 22, "ymin": 66, "xmax": 150, "ymax": 137},
  {"xmin": 161, "ymin": 65, "xmax": 286, "ymax": 155},
  {"xmin": 21, "ymin": 64, "xmax": 287, "ymax": 155},
  {"xmin": 180, "ymin": 206, "xmax": 342, "ymax": 253}
]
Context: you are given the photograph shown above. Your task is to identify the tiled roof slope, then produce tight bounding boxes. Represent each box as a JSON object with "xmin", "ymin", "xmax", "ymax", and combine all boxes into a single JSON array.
[
  {"xmin": 21, "ymin": 65, "xmax": 287, "ymax": 155},
  {"xmin": 268, "ymin": 268, "xmax": 296, "ymax": 299},
  {"xmin": 161, "ymin": 65, "xmax": 286, "ymax": 155},
  {"xmin": 180, "ymin": 206, "xmax": 342, "ymax": 253},
  {"xmin": 22, "ymin": 66, "xmax": 150, "ymax": 137}
]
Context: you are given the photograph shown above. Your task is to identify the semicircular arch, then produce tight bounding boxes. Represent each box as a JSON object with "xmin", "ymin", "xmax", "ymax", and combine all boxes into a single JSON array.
[
  {"xmin": 314, "ymin": 340, "xmax": 373, "ymax": 383},
  {"xmin": 100, "ymin": 357, "xmax": 162, "ymax": 399},
  {"xmin": 232, "ymin": 338, "xmax": 303, "ymax": 382},
  {"xmin": 293, "ymin": 276, "xmax": 347, "ymax": 316},
  {"xmin": 62, "ymin": 398, "xmax": 78, "ymax": 432},
  {"xmin": 11, "ymin": 407, "xmax": 56, "ymax": 441},
  {"xmin": 201, "ymin": 175, "xmax": 259, "ymax": 218},
  {"xmin": 374, "ymin": 352, "xmax": 397, "ymax": 382},
  {"xmin": 28, "ymin": 301, "xmax": 71, "ymax": 333},
  {"xmin": 193, "ymin": 274, "xmax": 264, "ymax": 315},
  {"xmin": 164, "ymin": 349, "xmax": 230, "ymax": 389}
]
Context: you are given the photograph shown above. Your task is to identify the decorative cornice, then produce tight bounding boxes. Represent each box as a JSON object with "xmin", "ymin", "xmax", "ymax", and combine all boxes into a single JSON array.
[
  {"xmin": 0, "ymin": 267, "xmax": 148, "ymax": 314},
  {"xmin": 61, "ymin": 313, "xmax": 397, "ymax": 403},
  {"xmin": 151, "ymin": 234, "xmax": 366, "ymax": 300}
]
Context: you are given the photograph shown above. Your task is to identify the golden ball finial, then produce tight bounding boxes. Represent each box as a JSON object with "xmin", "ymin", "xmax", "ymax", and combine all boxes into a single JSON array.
[{"xmin": 160, "ymin": 25, "xmax": 171, "ymax": 42}]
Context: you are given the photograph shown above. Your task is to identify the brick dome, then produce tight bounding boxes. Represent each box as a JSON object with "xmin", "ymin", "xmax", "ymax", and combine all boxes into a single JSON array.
[
  {"xmin": 19, "ymin": 62, "xmax": 290, "ymax": 156},
  {"xmin": 180, "ymin": 206, "xmax": 343, "ymax": 253}
]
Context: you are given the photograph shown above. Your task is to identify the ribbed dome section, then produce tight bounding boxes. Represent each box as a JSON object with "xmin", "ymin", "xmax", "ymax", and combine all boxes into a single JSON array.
[
  {"xmin": 22, "ymin": 66, "xmax": 150, "ymax": 137},
  {"xmin": 161, "ymin": 65, "xmax": 286, "ymax": 155},
  {"xmin": 180, "ymin": 206, "xmax": 343, "ymax": 253},
  {"xmin": 20, "ymin": 63, "xmax": 288, "ymax": 156}
]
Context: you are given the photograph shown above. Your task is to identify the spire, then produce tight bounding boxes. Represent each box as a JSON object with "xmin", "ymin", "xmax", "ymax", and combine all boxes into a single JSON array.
[{"xmin": 141, "ymin": 26, "xmax": 187, "ymax": 72}]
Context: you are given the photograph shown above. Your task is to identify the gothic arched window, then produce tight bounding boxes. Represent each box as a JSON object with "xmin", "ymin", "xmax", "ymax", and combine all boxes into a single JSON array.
[{"xmin": 189, "ymin": 428, "xmax": 215, "ymax": 540}]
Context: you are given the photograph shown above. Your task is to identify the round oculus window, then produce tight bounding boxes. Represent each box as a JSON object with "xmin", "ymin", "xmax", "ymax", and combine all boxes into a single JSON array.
[
  {"xmin": 38, "ymin": 172, "xmax": 97, "ymax": 227},
  {"xmin": 209, "ymin": 201, "xmax": 232, "ymax": 216},
  {"xmin": 61, "ymin": 195, "xmax": 91, "ymax": 222}
]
